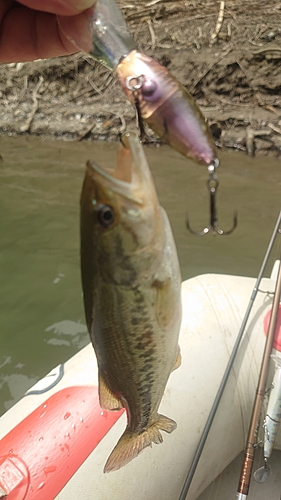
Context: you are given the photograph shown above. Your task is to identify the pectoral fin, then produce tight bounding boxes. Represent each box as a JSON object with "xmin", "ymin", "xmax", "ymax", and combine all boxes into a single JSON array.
[
  {"xmin": 98, "ymin": 371, "xmax": 123, "ymax": 411},
  {"xmin": 172, "ymin": 345, "xmax": 181, "ymax": 372}
]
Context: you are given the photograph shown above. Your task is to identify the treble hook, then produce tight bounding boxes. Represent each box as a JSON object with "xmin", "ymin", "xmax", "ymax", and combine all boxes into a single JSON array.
[{"xmin": 186, "ymin": 160, "xmax": 237, "ymax": 236}]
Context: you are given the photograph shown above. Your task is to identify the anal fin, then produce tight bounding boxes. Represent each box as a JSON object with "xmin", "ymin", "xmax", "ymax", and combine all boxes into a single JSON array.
[
  {"xmin": 172, "ymin": 345, "xmax": 181, "ymax": 372},
  {"xmin": 99, "ymin": 371, "xmax": 123, "ymax": 411}
]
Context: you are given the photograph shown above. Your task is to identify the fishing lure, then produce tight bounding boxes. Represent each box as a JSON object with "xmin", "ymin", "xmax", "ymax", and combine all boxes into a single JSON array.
[{"xmin": 59, "ymin": 0, "xmax": 217, "ymax": 167}]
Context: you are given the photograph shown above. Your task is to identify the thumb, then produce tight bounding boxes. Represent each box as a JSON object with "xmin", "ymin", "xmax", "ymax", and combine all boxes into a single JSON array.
[
  {"xmin": 17, "ymin": 0, "xmax": 97, "ymax": 16},
  {"xmin": 60, "ymin": 0, "xmax": 97, "ymax": 12},
  {"xmin": 58, "ymin": 8, "xmax": 96, "ymax": 53}
]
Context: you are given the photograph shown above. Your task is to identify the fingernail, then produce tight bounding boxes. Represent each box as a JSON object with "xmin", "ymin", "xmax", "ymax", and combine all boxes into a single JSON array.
[
  {"xmin": 60, "ymin": 0, "xmax": 97, "ymax": 13},
  {"xmin": 73, "ymin": 0, "xmax": 96, "ymax": 10}
]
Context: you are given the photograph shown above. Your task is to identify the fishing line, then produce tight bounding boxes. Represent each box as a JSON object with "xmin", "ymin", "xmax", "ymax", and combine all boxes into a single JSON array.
[{"xmin": 178, "ymin": 210, "xmax": 281, "ymax": 500}]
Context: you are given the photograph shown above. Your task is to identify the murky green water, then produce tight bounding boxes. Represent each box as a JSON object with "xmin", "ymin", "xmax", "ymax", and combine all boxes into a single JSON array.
[{"xmin": 0, "ymin": 136, "xmax": 280, "ymax": 416}]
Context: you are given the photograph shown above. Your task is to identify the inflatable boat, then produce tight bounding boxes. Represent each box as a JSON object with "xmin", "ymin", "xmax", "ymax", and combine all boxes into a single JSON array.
[{"xmin": 1, "ymin": 264, "xmax": 281, "ymax": 500}]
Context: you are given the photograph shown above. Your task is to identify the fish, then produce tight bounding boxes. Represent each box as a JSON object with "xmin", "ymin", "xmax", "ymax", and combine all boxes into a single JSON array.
[
  {"xmin": 80, "ymin": 132, "xmax": 182, "ymax": 473},
  {"xmin": 116, "ymin": 50, "xmax": 217, "ymax": 167}
]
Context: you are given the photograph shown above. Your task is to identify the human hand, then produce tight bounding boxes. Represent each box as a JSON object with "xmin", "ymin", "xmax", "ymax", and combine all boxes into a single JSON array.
[{"xmin": 0, "ymin": 0, "xmax": 96, "ymax": 63}]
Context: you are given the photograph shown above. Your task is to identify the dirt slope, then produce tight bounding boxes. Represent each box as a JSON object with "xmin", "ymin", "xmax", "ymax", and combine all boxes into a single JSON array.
[{"xmin": 0, "ymin": 0, "xmax": 280, "ymax": 157}]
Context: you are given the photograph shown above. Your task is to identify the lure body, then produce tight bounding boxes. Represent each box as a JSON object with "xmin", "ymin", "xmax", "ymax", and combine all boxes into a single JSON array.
[
  {"xmin": 116, "ymin": 50, "xmax": 217, "ymax": 166},
  {"xmin": 59, "ymin": 0, "xmax": 217, "ymax": 166}
]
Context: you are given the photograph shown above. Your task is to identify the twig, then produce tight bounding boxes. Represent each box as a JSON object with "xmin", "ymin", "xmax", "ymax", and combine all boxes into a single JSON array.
[
  {"xmin": 19, "ymin": 76, "xmax": 44, "ymax": 132},
  {"xmin": 255, "ymin": 92, "xmax": 280, "ymax": 116},
  {"xmin": 147, "ymin": 19, "xmax": 156, "ymax": 50},
  {"xmin": 252, "ymin": 46, "xmax": 281, "ymax": 56},
  {"xmin": 108, "ymin": 110, "xmax": 126, "ymax": 133},
  {"xmin": 210, "ymin": 1, "xmax": 225, "ymax": 43},
  {"xmin": 78, "ymin": 109, "xmax": 126, "ymax": 141},
  {"xmin": 87, "ymin": 77, "xmax": 103, "ymax": 95},
  {"xmin": 268, "ymin": 123, "xmax": 281, "ymax": 135},
  {"xmin": 70, "ymin": 74, "xmax": 115, "ymax": 102},
  {"xmin": 146, "ymin": 0, "xmax": 162, "ymax": 6},
  {"xmin": 78, "ymin": 121, "xmax": 96, "ymax": 141},
  {"xmin": 246, "ymin": 127, "xmax": 272, "ymax": 156},
  {"xmin": 245, "ymin": 128, "xmax": 255, "ymax": 157},
  {"xmin": 227, "ymin": 21, "xmax": 232, "ymax": 37}
]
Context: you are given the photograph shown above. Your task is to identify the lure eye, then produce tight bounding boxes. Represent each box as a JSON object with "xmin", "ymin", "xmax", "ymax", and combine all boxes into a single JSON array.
[
  {"xmin": 96, "ymin": 204, "xmax": 115, "ymax": 228},
  {"xmin": 141, "ymin": 78, "xmax": 158, "ymax": 100}
]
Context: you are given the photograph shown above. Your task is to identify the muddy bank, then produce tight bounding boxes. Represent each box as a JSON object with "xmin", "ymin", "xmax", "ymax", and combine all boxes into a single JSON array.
[{"xmin": 0, "ymin": 0, "xmax": 280, "ymax": 158}]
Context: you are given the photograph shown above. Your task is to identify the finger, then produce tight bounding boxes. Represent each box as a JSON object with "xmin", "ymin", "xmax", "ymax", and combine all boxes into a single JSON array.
[
  {"xmin": 58, "ymin": 9, "xmax": 93, "ymax": 53},
  {"xmin": 16, "ymin": 0, "xmax": 96, "ymax": 16},
  {"xmin": 0, "ymin": 6, "xmax": 78, "ymax": 62}
]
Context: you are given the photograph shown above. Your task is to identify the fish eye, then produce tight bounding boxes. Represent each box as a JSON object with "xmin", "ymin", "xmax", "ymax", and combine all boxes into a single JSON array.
[
  {"xmin": 96, "ymin": 204, "xmax": 115, "ymax": 228},
  {"xmin": 141, "ymin": 78, "xmax": 158, "ymax": 99}
]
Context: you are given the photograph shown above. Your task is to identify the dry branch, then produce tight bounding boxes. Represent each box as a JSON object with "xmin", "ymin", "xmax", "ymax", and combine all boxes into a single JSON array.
[
  {"xmin": 210, "ymin": 1, "xmax": 225, "ymax": 43},
  {"xmin": 19, "ymin": 76, "xmax": 44, "ymax": 133}
]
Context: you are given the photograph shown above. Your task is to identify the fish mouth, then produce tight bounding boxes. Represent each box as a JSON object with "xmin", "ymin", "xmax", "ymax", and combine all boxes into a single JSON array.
[{"xmin": 87, "ymin": 132, "xmax": 157, "ymax": 206}]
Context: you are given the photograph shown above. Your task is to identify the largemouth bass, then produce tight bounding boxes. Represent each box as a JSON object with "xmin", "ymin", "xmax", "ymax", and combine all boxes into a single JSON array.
[{"xmin": 80, "ymin": 132, "xmax": 182, "ymax": 473}]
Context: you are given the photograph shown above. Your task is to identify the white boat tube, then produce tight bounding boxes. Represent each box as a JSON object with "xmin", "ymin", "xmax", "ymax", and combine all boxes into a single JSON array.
[{"xmin": 0, "ymin": 271, "xmax": 280, "ymax": 500}]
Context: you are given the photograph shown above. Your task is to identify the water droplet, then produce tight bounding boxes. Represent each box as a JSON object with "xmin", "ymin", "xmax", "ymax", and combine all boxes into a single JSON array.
[
  {"xmin": 79, "ymin": 417, "xmax": 84, "ymax": 423},
  {"xmin": 39, "ymin": 437, "xmax": 44, "ymax": 442},
  {"xmin": 100, "ymin": 411, "xmax": 104, "ymax": 416},
  {"xmin": 38, "ymin": 482, "xmax": 45, "ymax": 490},
  {"xmin": 44, "ymin": 466, "xmax": 57, "ymax": 474},
  {"xmin": 65, "ymin": 432, "xmax": 70, "ymax": 438},
  {"xmin": 71, "ymin": 424, "xmax": 76, "ymax": 430},
  {"xmin": 64, "ymin": 412, "xmax": 71, "ymax": 420},
  {"xmin": 43, "ymin": 404, "xmax": 47, "ymax": 408}
]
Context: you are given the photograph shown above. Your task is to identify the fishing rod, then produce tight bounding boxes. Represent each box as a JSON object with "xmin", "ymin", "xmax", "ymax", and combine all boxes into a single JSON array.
[
  {"xmin": 236, "ymin": 256, "xmax": 281, "ymax": 499},
  {"xmin": 178, "ymin": 209, "xmax": 281, "ymax": 500}
]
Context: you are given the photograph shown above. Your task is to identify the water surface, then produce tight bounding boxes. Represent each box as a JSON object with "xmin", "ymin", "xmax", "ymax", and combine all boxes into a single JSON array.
[{"xmin": 0, "ymin": 136, "xmax": 280, "ymax": 415}]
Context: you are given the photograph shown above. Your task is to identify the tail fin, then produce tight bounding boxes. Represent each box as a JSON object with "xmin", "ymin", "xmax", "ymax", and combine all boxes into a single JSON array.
[{"xmin": 104, "ymin": 413, "xmax": 177, "ymax": 473}]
